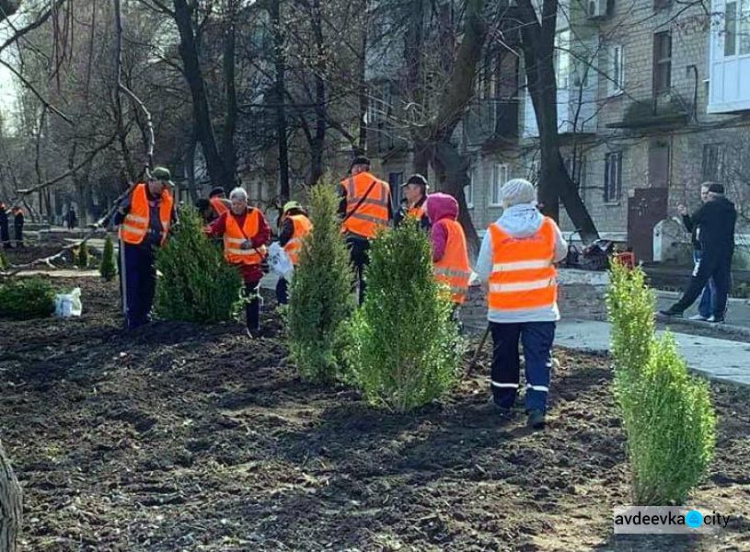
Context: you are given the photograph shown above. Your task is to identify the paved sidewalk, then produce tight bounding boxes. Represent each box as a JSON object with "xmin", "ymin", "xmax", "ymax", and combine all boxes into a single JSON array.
[
  {"xmin": 655, "ymin": 290, "xmax": 750, "ymax": 327},
  {"xmin": 555, "ymin": 319, "xmax": 750, "ymax": 386}
]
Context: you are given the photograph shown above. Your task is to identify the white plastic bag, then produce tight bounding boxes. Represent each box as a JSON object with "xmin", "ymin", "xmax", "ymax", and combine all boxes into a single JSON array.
[
  {"xmin": 268, "ymin": 242, "xmax": 294, "ymax": 282},
  {"xmin": 55, "ymin": 287, "xmax": 83, "ymax": 318}
]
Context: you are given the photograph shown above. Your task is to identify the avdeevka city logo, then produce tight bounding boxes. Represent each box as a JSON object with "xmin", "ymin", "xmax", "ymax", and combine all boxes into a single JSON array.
[{"xmin": 685, "ymin": 510, "xmax": 703, "ymax": 529}]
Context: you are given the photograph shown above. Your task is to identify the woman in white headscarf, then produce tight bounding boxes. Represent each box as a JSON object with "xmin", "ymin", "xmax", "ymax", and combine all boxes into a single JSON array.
[{"xmin": 475, "ymin": 179, "xmax": 568, "ymax": 430}]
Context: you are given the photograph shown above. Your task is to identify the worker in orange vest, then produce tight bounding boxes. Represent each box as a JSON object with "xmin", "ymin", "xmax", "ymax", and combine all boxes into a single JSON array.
[
  {"xmin": 276, "ymin": 200, "xmax": 312, "ymax": 305},
  {"xmin": 395, "ymin": 174, "xmax": 430, "ymax": 231},
  {"xmin": 206, "ymin": 186, "xmax": 271, "ymax": 338},
  {"xmin": 196, "ymin": 187, "xmax": 231, "ymax": 225},
  {"xmin": 338, "ymin": 156, "xmax": 392, "ymax": 305},
  {"xmin": 209, "ymin": 187, "xmax": 231, "ymax": 218},
  {"xmin": 476, "ymin": 179, "xmax": 568, "ymax": 430},
  {"xmin": 114, "ymin": 166, "xmax": 176, "ymax": 330},
  {"xmin": 425, "ymin": 192, "xmax": 471, "ymax": 312}
]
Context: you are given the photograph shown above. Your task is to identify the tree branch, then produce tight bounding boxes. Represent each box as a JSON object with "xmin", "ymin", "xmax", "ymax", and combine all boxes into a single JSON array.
[
  {"xmin": 0, "ymin": 58, "xmax": 73, "ymax": 124},
  {"xmin": 16, "ymin": 131, "xmax": 119, "ymax": 196}
]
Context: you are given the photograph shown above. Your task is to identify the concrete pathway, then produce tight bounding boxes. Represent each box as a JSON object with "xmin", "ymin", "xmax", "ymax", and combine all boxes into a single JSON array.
[{"xmin": 555, "ymin": 319, "xmax": 750, "ymax": 386}]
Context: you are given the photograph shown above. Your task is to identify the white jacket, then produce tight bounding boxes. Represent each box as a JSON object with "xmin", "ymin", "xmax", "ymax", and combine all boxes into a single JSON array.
[{"xmin": 476, "ymin": 204, "xmax": 568, "ymax": 323}]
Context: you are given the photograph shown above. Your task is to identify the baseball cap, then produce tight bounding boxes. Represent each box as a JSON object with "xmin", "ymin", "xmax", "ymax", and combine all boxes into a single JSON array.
[{"xmin": 403, "ymin": 174, "xmax": 429, "ymax": 189}]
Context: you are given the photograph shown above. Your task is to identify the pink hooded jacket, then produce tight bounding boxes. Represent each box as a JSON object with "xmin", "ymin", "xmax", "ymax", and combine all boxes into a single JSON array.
[{"xmin": 425, "ymin": 193, "xmax": 460, "ymax": 263}]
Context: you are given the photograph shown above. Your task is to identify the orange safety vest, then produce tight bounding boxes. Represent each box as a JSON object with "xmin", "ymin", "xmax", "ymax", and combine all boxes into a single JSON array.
[
  {"xmin": 223, "ymin": 209, "xmax": 267, "ymax": 265},
  {"xmin": 433, "ymin": 219, "xmax": 471, "ymax": 304},
  {"xmin": 341, "ymin": 172, "xmax": 390, "ymax": 239},
  {"xmin": 119, "ymin": 183, "xmax": 173, "ymax": 246},
  {"xmin": 210, "ymin": 197, "xmax": 230, "ymax": 217},
  {"xmin": 407, "ymin": 203, "xmax": 426, "ymax": 220},
  {"xmin": 487, "ymin": 217, "xmax": 557, "ymax": 312},
  {"xmin": 283, "ymin": 214, "xmax": 313, "ymax": 265}
]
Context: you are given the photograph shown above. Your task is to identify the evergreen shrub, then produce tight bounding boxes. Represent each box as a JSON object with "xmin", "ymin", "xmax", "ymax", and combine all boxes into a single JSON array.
[
  {"xmin": 288, "ymin": 182, "xmax": 354, "ymax": 382},
  {"xmin": 607, "ymin": 261, "xmax": 716, "ymax": 505},
  {"xmin": 155, "ymin": 206, "xmax": 242, "ymax": 323}
]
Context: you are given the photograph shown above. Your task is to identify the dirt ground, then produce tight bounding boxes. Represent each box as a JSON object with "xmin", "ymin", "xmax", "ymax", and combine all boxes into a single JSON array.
[{"xmin": 1, "ymin": 275, "xmax": 749, "ymax": 551}]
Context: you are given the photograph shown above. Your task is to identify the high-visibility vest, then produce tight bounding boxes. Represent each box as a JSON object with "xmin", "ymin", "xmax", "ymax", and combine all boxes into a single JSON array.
[
  {"xmin": 341, "ymin": 172, "xmax": 390, "ymax": 239},
  {"xmin": 407, "ymin": 202, "xmax": 426, "ymax": 220},
  {"xmin": 223, "ymin": 208, "xmax": 267, "ymax": 265},
  {"xmin": 210, "ymin": 197, "xmax": 230, "ymax": 217},
  {"xmin": 119, "ymin": 183, "xmax": 173, "ymax": 246},
  {"xmin": 487, "ymin": 218, "xmax": 557, "ymax": 312},
  {"xmin": 433, "ymin": 219, "xmax": 471, "ymax": 304},
  {"xmin": 284, "ymin": 214, "xmax": 313, "ymax": 265}
]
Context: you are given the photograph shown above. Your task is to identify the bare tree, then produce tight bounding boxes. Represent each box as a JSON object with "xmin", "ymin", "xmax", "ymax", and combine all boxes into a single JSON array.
[{"xmin": 516, "ymin": 0, "xmax": 598, "ymax": 242}]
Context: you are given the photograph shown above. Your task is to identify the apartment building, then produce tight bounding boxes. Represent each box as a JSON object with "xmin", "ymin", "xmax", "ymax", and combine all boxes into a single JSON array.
[{"xmin": 368, "ymin": 0, "xmax": 749, "ymax": 262}]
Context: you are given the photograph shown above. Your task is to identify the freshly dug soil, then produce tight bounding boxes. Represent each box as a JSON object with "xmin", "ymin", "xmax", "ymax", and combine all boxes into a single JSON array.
[
  {"xmin": 1, "ymin": 278, "xmax": 749, "ymax": 551},
  {"xmin": 2, "ymin": 240, "xmax": 98, "ymax": 270}
]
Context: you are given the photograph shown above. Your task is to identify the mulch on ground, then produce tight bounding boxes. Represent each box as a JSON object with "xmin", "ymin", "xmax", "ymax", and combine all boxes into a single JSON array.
[{"xmin": 1, "ymin": 276, "xmax": 749, "ymax": 551}]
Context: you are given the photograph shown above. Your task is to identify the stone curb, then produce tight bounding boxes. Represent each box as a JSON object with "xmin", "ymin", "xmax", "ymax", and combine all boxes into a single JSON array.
[{"xmin": 657, "ymin": 317, "xmax": 750, "ymax": 338}]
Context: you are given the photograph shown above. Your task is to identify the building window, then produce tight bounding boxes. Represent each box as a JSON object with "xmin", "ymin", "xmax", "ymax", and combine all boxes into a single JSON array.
[
  {"xmin": 555, "ymin": 31, "xmax": 572, "ymax": 90},
  {"xmin": 702, "ymin": 144, "xmax": 724, "ymax": 182},
  {"xmin": 653, "ymin": 32, "xmax": 672, "ymax": 95},
  {"xmin": 604, "ymin": 152, "xmax": 622, "ymax": 203},
  {"xmin": 608, "ymin": 45, "xmax": 624, "ymax": 96},
  {"xmin": 490, "ymin": 163, "xmax": 509, "ymax": 206},
  {"xmin": 723, "ymin": 2, "xmax": 750, "ymax": 57},
  {"xmin": 726, "ymin": 1, "xmax": 738, "ymax": 56},
  {"xmin": 465, "ymin": 169, "xmax": 475, "ymax": 209}
]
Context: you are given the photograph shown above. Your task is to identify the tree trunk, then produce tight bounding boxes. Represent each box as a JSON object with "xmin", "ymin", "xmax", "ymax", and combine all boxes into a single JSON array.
[
  {"xmin": 113, "ymin": 0, "xmax": 136, "ymax": 181},
  {"xmin": 517, "ymin": 0, "xmax": 599, "ymax": 243},
  {"xmin": 309, "ymin": 0, "xmax": 326, "ymax": 187},
  {"xmin": 431, "ymin": 141, "xmax": 480, "ymax": 257},
  {"xmin": 0, "ymin": 440, "xmax": 22, "ymax": 552},
  {"xmin": 420, "ymin": 0, "xmax": 486, "ymax": 254},
  {"xmin": 173, "ymin": 0, "xmax": 231, "ymax": 190},
  {"xmin": 357, "ymin": 0, "xmax": 369, "ymax": 154},
  {"xmin": 269, "ymin": 0, "xmax": 290, "ymax": 200},
  {"xmin": 221, "ymin": 0, "xmax": 237, "ymax": 183},
  {"xmin": 184, "ymin": 135, "xmax": 198, "ymax": 200},
  {"xmin": 405, "ymin": 0, "xmax": 428, "ymax": 176},
  {"xmin": 413, "ymin": 142, "xmax": 429, "ymax": 176}
]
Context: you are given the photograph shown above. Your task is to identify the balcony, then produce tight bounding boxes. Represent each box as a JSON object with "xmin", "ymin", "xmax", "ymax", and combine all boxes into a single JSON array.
[
  {"xmin": 707, "ymin": 4, "xmax": 750, "ymax": 113},
  {"xmin": 606, "ymin": 92, "xmax": 690, "ymax": 130},
  {"xmin": 463, "ymin": 98, "xmax": 520, "ymax": 147},
  {"xmin": 522, "ymin": 86, "xmax": 598, "ymax": 138},
  {"xmin": 366, "ymin": 120, "xmax": 409, "ymax": 157}
]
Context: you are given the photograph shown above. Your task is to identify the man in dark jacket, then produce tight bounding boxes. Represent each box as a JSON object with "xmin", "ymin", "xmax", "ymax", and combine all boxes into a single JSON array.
[
  {"xmin": 659, "ymin": 183, "xmax": 736, "ymax": 323},
  {"xmin": 679, "ymin": 182, "xmax": 714, "ymax": 320},
  {"xmin": 0, "ymin": 202, "xmax": 11, "ymax": 248}
]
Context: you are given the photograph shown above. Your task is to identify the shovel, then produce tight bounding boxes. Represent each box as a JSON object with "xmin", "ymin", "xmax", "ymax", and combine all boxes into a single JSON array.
[{"xmin": 464, "ymin": 324, "xmax": 490, "ymax": 379}]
